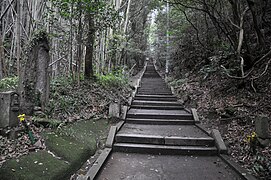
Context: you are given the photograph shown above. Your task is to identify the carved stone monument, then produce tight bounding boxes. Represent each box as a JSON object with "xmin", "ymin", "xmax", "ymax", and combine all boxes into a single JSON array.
[{"xmin": 18, "ymin": 31, "xmax": 50, "ymax": 115}]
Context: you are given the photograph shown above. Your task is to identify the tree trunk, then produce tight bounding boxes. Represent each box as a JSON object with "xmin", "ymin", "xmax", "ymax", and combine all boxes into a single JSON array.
[
  {"xmin": 16, "ymin": 0, "xmax": 21, "ymax": 76},
  {"xmin": 84, "ymin": 13, "xmax": 95, "ymax": 79},
  {"xmin": 246, "ymin": 0, "xmax": 266, "ymax": 48},
  {"xmin": 76, "ymin": 1, "xmax": 83, "ymax": 85},
  {"xmin": 0, "ymin": 35, "xmax": 3, "ymax": 80}
]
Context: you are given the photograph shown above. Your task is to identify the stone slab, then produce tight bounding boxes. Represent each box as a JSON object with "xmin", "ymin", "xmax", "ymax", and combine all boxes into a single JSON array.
[
  {"xmin": 108, "ymin": 103, "xmax": 120, "ymax": 118},
  {"xmin": 118, "ymin": 124, "xmax": 211, "ymax": 138},
  {"xmin": 165, "ymin": 136, "xmax": 214, "ymax": 146},
  {"xmin": 211, "ymin": 129, "xmax": 227, "ymax": 154},
  {"xmin": 85, "ymin": 148, "xmax": 112, "ymax": 180},
  {"xmin": 113, "ymin": 143, "xmax": 217, "ymax": 155},
  {"xmin": 125, "ymin": 118, "xmax": 195, "ymax": 125},
  {"xmin": 255, "ymin": 116, "xmax": 270, "ymax": 139},
  {"xmin": 120, "ymin": 105, "xmax": 128, "ymax": 120},
  {"xmin": 116, "ymin": 121, "xmax": 125, "ymax": 131},
  {"xmin": 97, "ymin": 152, "xmax": 242, "ymax": 180},
  {"xmin": 191, "ymin": 108, "xmax": 200, "ymax": 124},
  {"xmin": 105, "ymin": 126, "xmax": 117, "ymax": 148},
  {"xmin": 0, "ymin": 91, "xmax": 20, "ymax": 128}
]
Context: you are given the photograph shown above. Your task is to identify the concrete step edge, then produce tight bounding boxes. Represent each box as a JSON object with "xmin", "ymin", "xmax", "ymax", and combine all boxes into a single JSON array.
[
  {"xmin": 113, "ymin": 143, "xmax": 218, "ymax": 155},
  {"xmin": 115, "ymin": 134, "xmax": 215, "ymax": 146}
]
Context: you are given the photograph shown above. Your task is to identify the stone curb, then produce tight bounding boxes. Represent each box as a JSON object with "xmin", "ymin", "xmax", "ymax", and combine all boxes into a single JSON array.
[
  {"xmin": 121, "ymin": 105, "xmax": 129, "ymax": 120},
  {"xmin": 195, "ymin": 124, "xmax": 211, "ymax": 136},
  {"xmin": 84, "ymin": 148, "xmax": 112, "ymax": 180},
  {"xmin": 105, "ymin": 126, "xmax": 117, "ymax": 148},
  {"xmin": 191, "ymin": 108, "xmax": 200, "ymax": 124},
  {"xmin": 211, "ymin": 129, "xmax": 227, "ymax": 154},
  {"xmin": 116, "ymin": 121, "xmax": 125, "ymax": 131},
  {"xmin": 219, "ymin": 154, "xmax": 257, "ymax": 180}
]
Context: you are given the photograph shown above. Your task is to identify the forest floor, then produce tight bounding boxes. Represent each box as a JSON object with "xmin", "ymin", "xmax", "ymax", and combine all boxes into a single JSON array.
[
  {"xmin": 167, "ymin": 64, "xmax": 271, "ymax": 179},
  {"xmin": 0, "ymin": 75, "xmax": 132, "ymax": 179}
]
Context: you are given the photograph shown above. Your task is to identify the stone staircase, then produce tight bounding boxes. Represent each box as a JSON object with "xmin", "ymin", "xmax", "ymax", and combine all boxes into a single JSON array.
[
  {"xmin": 113, "ymin": 63, "xmax": 217, "ymax": 156},
  {"xmin": 86, "ymin": 62, "xmax": 255, "ymax": 180}
]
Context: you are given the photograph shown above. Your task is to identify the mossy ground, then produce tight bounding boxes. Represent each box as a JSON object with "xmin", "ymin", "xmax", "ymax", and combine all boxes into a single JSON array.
[{"xmin": 0, "ymin": 119, "xmax": 110, "ymax": 180}]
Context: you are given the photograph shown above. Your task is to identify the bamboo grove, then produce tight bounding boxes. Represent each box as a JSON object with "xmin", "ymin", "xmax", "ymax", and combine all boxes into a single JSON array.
[{"xmin": 0, "ymin": 0, "xmax": 151, "ymax": 82}]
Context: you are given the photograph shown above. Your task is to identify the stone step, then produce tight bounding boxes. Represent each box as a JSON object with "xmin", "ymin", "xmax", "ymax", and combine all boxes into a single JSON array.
[
  {"xmin": 137, "ymin": 92, "xmax": 173, "ymax": 95},
  {"xmin": 132, "ymin": 100, "xmax": 181, "ymax": 106},
  {"xmin": 115, "ymin": 134, "xmax": 215, "ymax": 147},
  {"xmin": 125, "ymin": 118, "xmax": 195, "ymax": 125},
  {"xmin": 118, "ymin": 123, "xmax": 209, "ymax": 138},
  {"xmin": 135, "ymin": 95, "xmax": 175, "ymax": 98},
  {"xmin": 113, "ymin": 143, "xmax": 217, "ymax": 155},
  {"xmin": 127, "ymin": 109, "xmax": 193, "ymax": 120},
  {"xmin": 141, "ymin": 83, "xmax": 167, "ymax": 86},
  {"xmin": 138, "ymin": 87, "xmax": 170, "ymax": 90},
  {"xmin": 130, "ymin": 104, "xmax": 184, "ymax": 110},
  {"xmin": 134, "ymin": 95, "xmax": 175, "ymax": 101}
]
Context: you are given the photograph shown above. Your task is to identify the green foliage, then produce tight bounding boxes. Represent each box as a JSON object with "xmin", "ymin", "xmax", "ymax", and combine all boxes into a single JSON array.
[
  {"xmin": 47, "ymin": 76, "xmax": 75, "ymax": 115},
  {"xmin": 200, "ymin": 65, "xmax": 218, "ymax": 79},
  {"xmin": 107, "ymin": 33, "xmax": 125, "ymax": 59},
  {"xmin": 169, "ymin": 78, "xmax": 187, "ymax": 87},
  {"xmin": 0, "ymin": 76, "xmax": 18, "ymax": 91},
  {"xmin": 97, "ymin": 69, "xmax": 128, "ymax": 88},
  {"xmin": 49, "ymin": 0, "xmax": 120, "ymax": 30}
]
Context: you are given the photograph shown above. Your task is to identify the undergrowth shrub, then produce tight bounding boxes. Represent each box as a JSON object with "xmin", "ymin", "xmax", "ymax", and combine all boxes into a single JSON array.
[
  {"xmin": 97, "ymin": 69, "xmax": 128, "ymax": 88},
  {"xmin": 47, "ymin": 76, "xmax": 75, "ymax": 115},
  {"xmin": 0, "ymin": 76, "xmax": 18, "ymax": 91}
]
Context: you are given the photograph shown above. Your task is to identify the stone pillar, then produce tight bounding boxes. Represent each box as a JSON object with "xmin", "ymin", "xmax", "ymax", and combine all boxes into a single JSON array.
[
  {"xmin": 255, "ymin": 116, "xmax": 270, "ymax": 139},
  {"xmin": 0, "ymin": 91, "xmax": 20, "ymax": 127},
  {"xmin": 109, "ymin": 102, "xmax": 120, "ymax": 118},
  {"xmin": 255, "ymin": 115, "xmax": 270, "ymax": 146}
]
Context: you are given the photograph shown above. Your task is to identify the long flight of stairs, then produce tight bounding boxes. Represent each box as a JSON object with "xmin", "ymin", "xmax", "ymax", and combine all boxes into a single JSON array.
[{"xmin": 113, "ymin": 62, "xmax": 218, "ymax": 156}]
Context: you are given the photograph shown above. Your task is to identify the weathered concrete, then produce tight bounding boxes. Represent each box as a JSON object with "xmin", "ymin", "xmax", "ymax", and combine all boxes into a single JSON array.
[
  {"xmin": 118, "ymin": 124, "xmax": 210, "ymax": 138},
  {"xmin": 255, "ymin": 115, "xmax": 270, "ymax": 139},
  {"xmin": 85, "ymin": 148, "xmax": 112, "ymax": 180},
  {"xmin": 97, "ymin": 152, "xmax": 242, "ymax": 180},
  {"xmin": 191, "ymin": 108, "xmax": 200, "ymax": 124},
  {"xmin": 120, "ymin": 105, "xmax": 128, "ymax": 120},
  {"xmin": 93, "ymin": 62, "xmax": 253, "ymax": 179},
  {"xmin": 125, "ymin": 118, "xmax": 195, "ymax": 125},
  {"xmin": 211, "ymin": 129, "xmax": 228, "ymax": 154},
  {"xmin": 105, "ymin": 126, "xmax": 117, "ymax": 148},
  {"xmin": 0, "ymin": 91, "xmax": 20, "ymax": 127},
  {"xmin": 108, "ymin": 102, "xmax": 120, "ymax": 118}
]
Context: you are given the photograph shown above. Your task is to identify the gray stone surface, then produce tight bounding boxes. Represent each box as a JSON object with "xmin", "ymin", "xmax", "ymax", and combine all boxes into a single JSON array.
[
  {"xmin": 109, "ymin": 103, "xmax": 120, "ymax": 118},
  {"xmin": 118, "ymin": 124, "xmax": 210, "ymax": 138},
  {"xmin": 211, "ymin": 129, "xmax": 227, "ymax": 154},
  {"xmin": 92, "ymin": 62, "xmax": 249, "ymax": 180},
  {"xmin": 191, "ymin": 108, "xmax": 200, "ymax": 123},
  {"xmin": 85, "ymin": 148, "xmax": 112, "ymax": 180},
  {"xmin": 128, "ymin": 109, "xmax": 189, "ymax": 114},
  {"xmin": 97, "ymin": 152, "xmax": 242, "ymax": 180},
  {"xmin": 255, "ymin": 116, "xmax": 270, "ymax": 139},
  {"xmin": 120, "ymin": 105, "xmax": 128, "ymax": 120},
  {"xmin": 105, "ymin": 126, "xmax": 117, "ymax": 148},
  {"xmin": 0, "ymin": 91, "xmax": 20, "ymax": 127}
]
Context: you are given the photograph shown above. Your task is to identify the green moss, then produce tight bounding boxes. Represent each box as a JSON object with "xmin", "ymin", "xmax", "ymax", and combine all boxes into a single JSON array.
[
  {"xmin": 1, "ymin": 119, "xmax": 110, "ymax": 180},
  {"xmin": 0, "ymin": 76, "xmax": 18, "ymax": 91},
  {"xmin": 0, "ymin": 151, "xmax": 70, "ymax": 180},
  {"xmin": 57, "ymin": 119, "xmax": 110, "ymax": 146}
]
